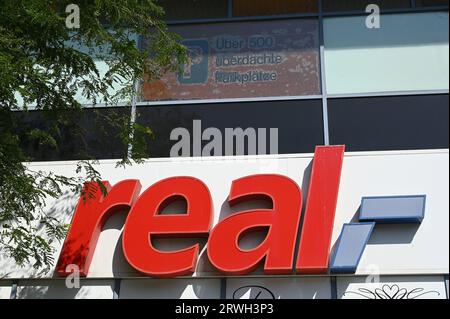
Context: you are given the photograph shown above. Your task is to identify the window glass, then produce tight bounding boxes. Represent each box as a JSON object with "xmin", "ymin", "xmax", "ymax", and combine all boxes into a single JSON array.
[
  {"xmin": 136, "ymin": 99, "xmax": 324, "ymax": 157},
  {"xmin": 227, "ymin": 278, "xmax": 331, "ymax": 299},
  {"xmin": 71, "ymin": 61, "xmax": 133, "ymax": 106},
  {"xmin": 119, "ymin": 279, "xmax": 221, "ymax": 299},
  {"xmin": 159, "ymin": 0, "xmax": 228, "ymax": 21},
  {"xmin": 16, "ymin": 280, "xmax": 114, "ymax": 299},
  {"xmin": 338, "ymin": 276, "xmax": 447, "ymax": 299},
  {"xmin": 0, "ymin": 283, "xmax": 12, "ymax": 300},
  {"xmin": 13, "ymin": 62, "xmax": 131, "ymax": 109},
  {"xmin": 324, "ymin": 12, "xmax": 449, "ymax": 94},
  {"xmin": 233, "ymin": 0, "xmax": 318, "ymax": 17},
  {"xmin": 14, "ymin": 36, "xmax": 139, "ymax": 109},
  {"xmin": 416, "ymin": 0, "xmax": 449, "ymax": 7},
  {"xmin": 323, "ymin": 0, "xmax": 411, "ymax": 12},
  {"xmin": 328, "ymin": 94, "xmax": 449, "ymax": 151},
  {"xmin": 67, "ymin": 36, "xmax": 139, "ymax": 106},
  {"xmin": 13, "ymin": 108, "xmax": 130, "ymax": 161},
  {"xmin": 142, "ymin": 19, "xmax": 320, "ymax": 101}
]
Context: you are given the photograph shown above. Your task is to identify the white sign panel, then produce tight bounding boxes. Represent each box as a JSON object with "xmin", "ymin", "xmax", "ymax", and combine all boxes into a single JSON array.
[
  {"xmin": 16, "ymin": 280, "xmax": 114, "ymax": 299},
  {"xmin": 338, "ymin": 276, "xmax": 447, "ymax": 299},
  {"xmin": 119, "ymin": 279, "xmax": 221, "ymax": 299},
  {"xmin": 0, "ymin": 150, "xmax": 448, "ymax": 279},
  {"xmin": 226, "ymin": 278, "xmax": 331, "ymax": 299}
]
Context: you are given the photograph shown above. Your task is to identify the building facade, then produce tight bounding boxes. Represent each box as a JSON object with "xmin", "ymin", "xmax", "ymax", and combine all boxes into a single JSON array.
[{"xmin": 1, "ymin": 0, "xmax": 449, "ymax": 299}]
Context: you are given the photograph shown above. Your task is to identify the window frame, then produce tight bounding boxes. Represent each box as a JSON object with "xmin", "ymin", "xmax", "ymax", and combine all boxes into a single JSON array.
[{"xmin": 13, "ymin": 4, "xmax": 449, "ymax": 162}]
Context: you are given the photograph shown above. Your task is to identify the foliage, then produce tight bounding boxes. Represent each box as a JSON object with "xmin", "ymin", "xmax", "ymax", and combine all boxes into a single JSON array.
[{"xmin": 0, "ymin": 0, "xmax": 186, "ymax": 269}]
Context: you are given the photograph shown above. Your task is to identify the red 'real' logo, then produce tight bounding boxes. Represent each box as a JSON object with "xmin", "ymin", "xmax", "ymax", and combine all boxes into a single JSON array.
[{"xmin": 56, "ymin": 146, "xmax": 345, "ymax": 278}]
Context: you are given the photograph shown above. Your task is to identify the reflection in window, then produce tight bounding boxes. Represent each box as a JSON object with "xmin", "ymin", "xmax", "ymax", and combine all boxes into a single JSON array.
[
  {"xmin": 322, "ymin": 0, "xmax": 411, "ymax": 11},
  {"xmin": 233, "ymin": 0, "xmax": 318, "ymax": 16},
  {"xmin": 324, "ymin": 12, "xmax": 449, "ymax": 94},
  {"xmin": 142, "ymin": 19, "xmax": 320, "ymax": 101},
  {"xmin": 136, "ymin": 100, "xmax": 324, "ymax": 157},
  {"xmin": 16, "ymin": 280, "xmax": 114, "ymax": 299},
  {"xmin": 14, "ymin": 37, "xmax": 138, "ymax": 109},
  {"xmin": 119, "ymin": 279, "xmax": 221, "ymax": 299},
  {"xmin": 416, "ymin": 0, "xmax": 449, "ymax": 7},
  {"xmin": 338, "ymin": 276, "xmax": 447, "ymax": 299},
  {"xmin": 158, "ymin": 0, "xmax": 228, "ymax": 21},
  {"xmin": 328, "ymin": 94, "xmax": 449, "ymax": 152},
  {"xmin": 14, "ymin": 108, "xmax": 129, "ymax": 161}
]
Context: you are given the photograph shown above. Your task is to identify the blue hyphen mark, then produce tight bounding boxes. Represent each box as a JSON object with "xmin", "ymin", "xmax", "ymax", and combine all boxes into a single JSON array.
[
  {"xmin": 359, "ymin": 195, "xmax": 426, "ymax": 223},
  {"xmin": 330, "ymin": 195, "xmax": 426, "ymax": 274}
]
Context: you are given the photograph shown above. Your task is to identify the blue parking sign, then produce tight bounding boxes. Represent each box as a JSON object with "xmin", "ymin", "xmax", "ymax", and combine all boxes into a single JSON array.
[{"xmin": 178, "ymin": 40, "xmax": 209, "ymax": 84}]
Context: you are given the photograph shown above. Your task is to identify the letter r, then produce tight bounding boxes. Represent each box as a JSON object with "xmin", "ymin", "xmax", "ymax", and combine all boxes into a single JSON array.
[{"xmin": 56, "ymin": 180, "xmax": 142, "ymax": 277}]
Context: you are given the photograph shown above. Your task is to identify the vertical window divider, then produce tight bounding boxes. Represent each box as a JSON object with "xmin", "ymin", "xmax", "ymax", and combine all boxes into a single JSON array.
[
  {"xmin": 220, "ymin": 278, "xmax": 227, "ymax": 299},
  {"xmin": 330, "ymin": 276, "xmax": 338, "ymax": 299},
  {"xmin": 318, "ymin": 0, "xmax": 330, "ymax": 145},
  {"xmin": 445, "ymin": 275, "xmax": 449, "ymax": 299},
  {"xmin": 127, "ymin": 35, "xmax": 144, "ymax": 159},
  {"xmin": 9, "ymin": 280, "xmax": 18, "ymax": 299},
  {"xmin": 228, "ymin": 0, "xmax": 233, "ymax": 18},
  {"xmin": 128, "ymin": 79, "xmax": 139, "ymax": 159},
  {"xmin": 113, "ymin": 278, "xmax": 122, "ymax": 299}
]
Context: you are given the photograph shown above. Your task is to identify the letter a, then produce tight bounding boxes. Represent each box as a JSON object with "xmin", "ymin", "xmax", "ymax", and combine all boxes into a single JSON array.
[{"xmin": 207, "ymin": 175, "xmax": 302, "ymax": 275}]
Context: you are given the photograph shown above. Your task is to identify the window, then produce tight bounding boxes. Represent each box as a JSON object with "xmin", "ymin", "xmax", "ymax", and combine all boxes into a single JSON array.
[
  {"xmin": 416, "ymin": 0, "xmax": 449, "ymax": 7},
  {"xmin": 14, "ymin": 37, "xmax": 138, "ymax": 109},
  {"xmin": 322, "ymin": 0, "xmax": 411, "ymax": 12},
  {"xmin": 136, "ymin": 99, "xmax": 324, "ymax": 157},
  {"xmin": 232, "ymin": 0, "xmax": 318, "ymax": 17},
  {"xmin": 328, "ymin": 94, "xmax": 449, "ymax": 151},
  {"xmin": 0, "ymin": 283, "xmax": 11, "ymax": 300},
  {"xmin": 14, "ymin": 108, "xmax": 130, "ymax": 161},
  {"xmin": 159, "ymin": 0, "xmax": 228, "ymax": 21},
  {"xmin": 338, "ymin": 277, "xmax": 447, "ymax": 299},
  {"xmin": 324, "ymin": 12, "xmax": 449, "ymax": 95},
  {"xmin": 16, "ymin": 280, "xmax": 114, "ymax": 299},
  {"xmin": 119, "ymin": 279, "xmax": 221, "ymax": 299},
  {"xmin": 227, "ymin": 278, "xmax": 331, "ymax": 299},
  {"xmin": 66, "ymin": 38, "xmax": 139, "ymax": 106},
  {"xmin": 142, "ymin": 19, "xmax": 320, "ymax": 102}
]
